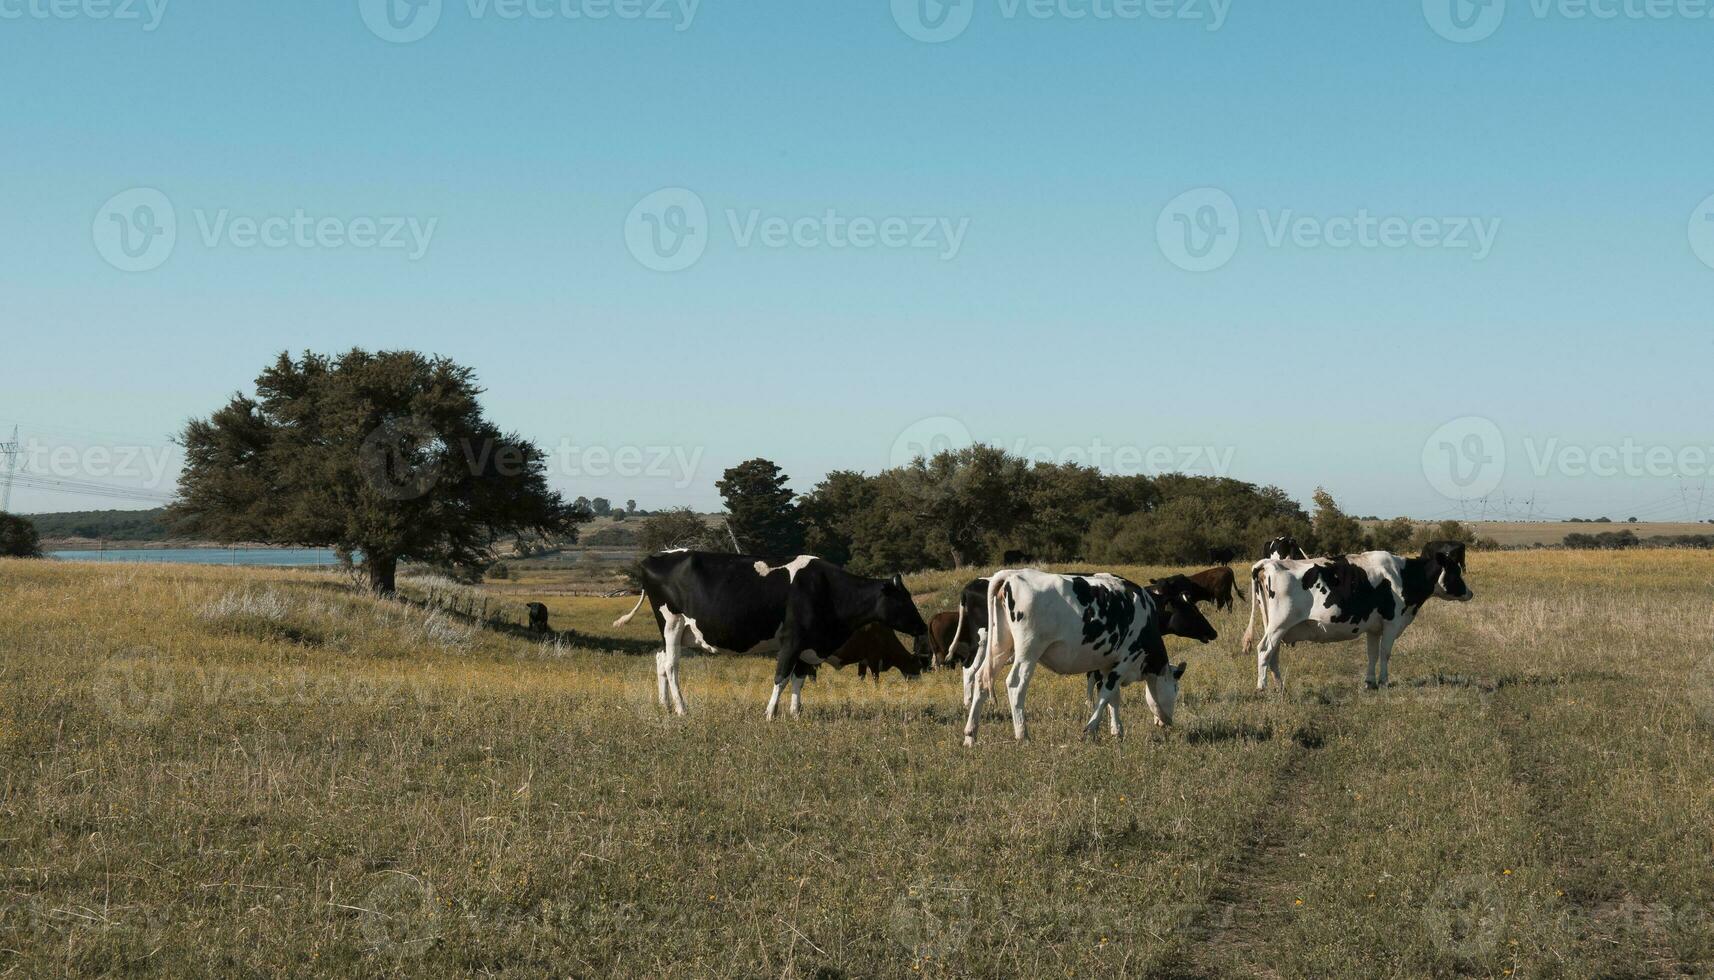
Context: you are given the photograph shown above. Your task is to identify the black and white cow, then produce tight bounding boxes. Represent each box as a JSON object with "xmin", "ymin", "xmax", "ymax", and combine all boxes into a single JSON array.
[
  {"xmin": 962, "ymin": 570, "xmax": 1215, "ymax": 745},
  {"xmin": 1240, "ymin": 542, "xmax": 1474, "ymax": 692},
  {"xmin": 1261, "ymin": 535, "xmax": 1308, "ymax": 560},
  {"xmin": 939, "ymin": 577, "xmax": 991, "ymax": 705},
  {"xmin": 612, "ymin": 551, "xmax": 929, "ymax": 718}
]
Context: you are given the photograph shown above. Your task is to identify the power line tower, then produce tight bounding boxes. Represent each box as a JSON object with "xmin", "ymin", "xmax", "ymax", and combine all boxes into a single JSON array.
[{"xmin": 0, "ymin": 426, "xmax": 19, "ymax": 514}]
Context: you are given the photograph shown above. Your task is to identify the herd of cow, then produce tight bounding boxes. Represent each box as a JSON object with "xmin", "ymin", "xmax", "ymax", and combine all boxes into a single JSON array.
[{"xmin": 608, "ymin": 535, "xmax": 1475, "ymax": 744}]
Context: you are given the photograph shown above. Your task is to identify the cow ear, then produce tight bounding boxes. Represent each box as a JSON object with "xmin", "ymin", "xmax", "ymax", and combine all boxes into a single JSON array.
[
  {"xmin": 1172, "ymin": 661, "xmax": 1188, "ymax": 680},
  {"xmin": 890, "ymin": 573, "xmax": 905, "ymax": 589}
]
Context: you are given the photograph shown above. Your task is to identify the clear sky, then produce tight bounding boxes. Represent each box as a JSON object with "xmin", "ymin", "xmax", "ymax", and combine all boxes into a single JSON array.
[{"xmin": 3, "ymin": 0, "xmax": 1711, "ymax": 521}]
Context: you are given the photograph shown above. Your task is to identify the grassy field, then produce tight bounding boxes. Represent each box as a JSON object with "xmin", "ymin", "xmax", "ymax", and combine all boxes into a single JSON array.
[
  {"xmin": 1465, "ymin": 522, "xmax": 1712, "ymax": 548},
  {"xmin": 4, "ymin": 551, "xmax": 1713, "ymax": 978}
]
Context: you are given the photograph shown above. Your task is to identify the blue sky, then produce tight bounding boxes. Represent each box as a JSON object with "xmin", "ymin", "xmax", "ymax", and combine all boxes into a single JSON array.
[{"xmin": 3, "ymin": 0, "xmax": 1712, "ymax": 521}]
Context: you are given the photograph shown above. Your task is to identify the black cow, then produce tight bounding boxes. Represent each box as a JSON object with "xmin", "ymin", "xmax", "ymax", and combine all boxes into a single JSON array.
[
  {"xmin": 1260, "ymin": 535, "xmax": 1308, "ymax": 560},
  {"xmin": 1208, "ymin": 546, "xmax": 1239, "ymax": 565},
  {"xmin": 612, "ymin": 551, "xmax": 929, "ymax": 718},
  {"xmin": 525, "ymin": 602, "xmax": 551, "ymax": 635}
]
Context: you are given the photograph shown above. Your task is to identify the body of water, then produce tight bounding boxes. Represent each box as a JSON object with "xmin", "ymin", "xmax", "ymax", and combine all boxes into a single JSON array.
[{"xmin": 48, "ymin": 548, "xmax": 342, "ymax": 567}]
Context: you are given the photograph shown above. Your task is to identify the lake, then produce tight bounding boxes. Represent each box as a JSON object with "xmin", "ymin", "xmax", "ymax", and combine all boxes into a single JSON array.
[{"xmin": 48, "ymin": 548, "xmax": 343, "ymax": 567}]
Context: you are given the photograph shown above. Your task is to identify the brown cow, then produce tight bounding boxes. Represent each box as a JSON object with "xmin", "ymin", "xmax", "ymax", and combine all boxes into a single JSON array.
[
  {"xmin": 1157, "ymin": 566, "xmax": 1246, "ymax": 611},
  {"xmin": 846, "ymin": 622, "xmax": 927, "ymax": 681},
  {"xmin": 920, "ymin": 610, "xmax": 963, "ymax": 667}
]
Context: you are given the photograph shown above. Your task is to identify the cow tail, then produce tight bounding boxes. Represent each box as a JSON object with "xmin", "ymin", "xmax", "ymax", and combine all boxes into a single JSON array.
[
  {"xmin": 981, "ymin": 572, "xmax": 1013, "ymax": 694},
  {"xmin": 612, "ymin": 592, "xmax": 648, "ymax": 628},
  {"xmin": 1241, "ymin": 564, "xmax": 1263, "ymax": 655},
  {"xmin": 945, "ymin": 603, "xmax": 968, "ymax": 666}
]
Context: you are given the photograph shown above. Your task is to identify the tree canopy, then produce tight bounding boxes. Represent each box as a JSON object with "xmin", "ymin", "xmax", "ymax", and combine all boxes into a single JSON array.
[{"xmin": 169, "ymin": 349, "xmax": 587, "ymax": 593}]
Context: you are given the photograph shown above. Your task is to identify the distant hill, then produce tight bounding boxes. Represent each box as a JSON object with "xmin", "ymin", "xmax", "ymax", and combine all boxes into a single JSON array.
[{"xmin": 22, "ymin": 508, "xmax": 170, "ymax": 541}]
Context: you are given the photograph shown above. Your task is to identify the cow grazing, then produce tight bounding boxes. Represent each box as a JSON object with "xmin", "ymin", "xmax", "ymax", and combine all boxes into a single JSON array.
[
  {"xmin": 1163, "ymin": 566, "xmax": 1246, "ymax": 612},
  {"xmin": 612, "ymin": 551, "xmax": 929, "ymax": 718},
  {"xmin": 525, "ymin": 602, "xmax": 551, "ymax": 635},
  {"xmin": 1261, "ymin": 535, "xmax": 1308, "ymax": 560},
  {"xmin": 1208, "ymin": 546, "xmax": 1239, "ymax": 565},
  {"xmin": 921, "ymin": 610, "xmax": 963, "ymax": 668},
  {"xmin": 962, "ymin": 571, "xmax": 1215, "ymax": 745},
  {"xmin": 1241, "ymin": 542, "xmax": 1473, "ymax": 692},
  {"xmin": 852, "ymin": 622, "xmax": 928, "ymax": 681}
]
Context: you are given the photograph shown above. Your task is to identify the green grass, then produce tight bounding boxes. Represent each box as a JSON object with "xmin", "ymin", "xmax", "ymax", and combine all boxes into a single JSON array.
[{"xmin": 3, "ymin": 551, "xmax": 1712, "ymax": 977}]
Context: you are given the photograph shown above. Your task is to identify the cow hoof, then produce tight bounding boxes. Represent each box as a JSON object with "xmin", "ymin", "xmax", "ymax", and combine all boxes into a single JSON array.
[
  {"xmin": 1363, "ymin": 681, "xmax": 1379, "ymax": 691},
  {"xmin": 962, "ymin": 735, "xmax": 976, "ymax": 748}
]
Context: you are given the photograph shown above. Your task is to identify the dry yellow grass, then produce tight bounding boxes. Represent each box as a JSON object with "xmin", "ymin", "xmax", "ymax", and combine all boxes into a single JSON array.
[{"xmin": 3, "ymin": 551, "xmax": 1712, "ymax": 977}]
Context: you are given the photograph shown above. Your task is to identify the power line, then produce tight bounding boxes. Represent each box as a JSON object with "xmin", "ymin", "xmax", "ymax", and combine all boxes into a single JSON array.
[{"xmin": 0, "ymin": 426, "xmax": 18, "ymax": 513}]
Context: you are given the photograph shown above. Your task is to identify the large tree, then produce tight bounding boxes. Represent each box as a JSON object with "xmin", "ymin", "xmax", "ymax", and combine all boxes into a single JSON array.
[
  {"xmin": 716, "ymin": 458, "xmax": 804, "ymax": 557},
  {"xmin": 169, "ymin": 350, "xmax": 586, "ymax": 593},
  {"xmin": 0, "ymin": 513, "xmax": 42, "ymax": 558}
]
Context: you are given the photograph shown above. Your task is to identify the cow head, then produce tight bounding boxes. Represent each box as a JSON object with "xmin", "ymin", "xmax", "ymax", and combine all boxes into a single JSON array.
[
  {"xmin": 1263, "ymin": 535, "xmax": 1306, "ymax": 560},
  {"xmin": 1423, "ymin": 542, "xmax": 1474, "ymax": 602},
  {"xmin": 874, "ymin": 573, "xmax": 929, "ymax": 637},
  {"xmin": 1143, "ymin": 661, "xmax": 1189, "ymax": 727},
  {"xmin": 1146, "ymin": 576, "xmax": 1219, "ymax": 644}
]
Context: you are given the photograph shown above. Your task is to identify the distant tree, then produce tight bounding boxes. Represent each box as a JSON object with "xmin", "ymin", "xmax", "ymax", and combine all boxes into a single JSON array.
[
  {"xmin": 1627, "ymin": 516, "xmax": 1638, "ymax": 523},
  {"xmin": 637, "ymin": 507, "xmax": 715, "ymax": 554},
  {"xmin": 574, "ymin": 496, "xmax": 592, "ymax": 511},
  {"xmin": 0, "ymin": 513, "xmax": 43, "ymax": 557},
  {"xmin": 1311, "ymin": 488, "xmax": 1366, "ymax": 556},
  {"xmin": 717, "ymin": 458, "xmax": 805, "ymax": 556},
  {"xmin": 1368, "ymin": 516, "xmax": 1417, "ymax": 553},
  {"xmin": 169, "ymin": 349, "xmax": 587, "ymax": 594},
  {"xmin": 591, "ymin": 497, "xmax": 612, "ymax": 517},
  {"xmin": 625, "ymin": 499, "xmax": 637, "ymax": 514}
]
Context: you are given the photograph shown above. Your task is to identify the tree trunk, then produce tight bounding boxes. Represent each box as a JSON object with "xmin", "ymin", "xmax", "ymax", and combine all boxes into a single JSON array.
[{"xmin": 367, "ymin": 554, "xmax": 398, "ymax": 596}]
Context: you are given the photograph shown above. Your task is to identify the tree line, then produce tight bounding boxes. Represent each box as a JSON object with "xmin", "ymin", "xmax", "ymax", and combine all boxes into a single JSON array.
[{"xmin": 640, "ymin": 450, "xmax": 1494, "ymax": 576}]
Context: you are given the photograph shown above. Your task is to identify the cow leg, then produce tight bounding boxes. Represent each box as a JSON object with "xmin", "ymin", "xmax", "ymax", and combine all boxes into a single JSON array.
[
  {"xmin": 1085, "ymin": 672, "xmax": 1100, "ymax": 713},
  {"xmin": 1364, "ymin": 633, "xmax": 1381, "ymax": 690},
  {"xmin": 654, "ymin": 650, "xmax": 670, "ymax": 707},
  {"xmin": 1256, "ymin": 631, "xmax": 1286, "ymax": 694},
  {"xmin": 765, "ymin": 648, "xmax": 796, "ymax": 721},
  {"xmin": 660, "ymin": 615, "xmax": 689, "ymax": 715},
  {"xmin": 962, "ymin": 676, "xmax": 990, "ymax": 747},
  {"xmin": 1082, "ymin": 672, "xmax": 1123, "ymax": 741},
  {"xmin": 961, "ymin": 647, "xmax": 985, "ymax": 709},
  {"xmin": 1107, "ymin": 687, "xmax": 1124, "ymax": 738},
  {"xmin": 1005, "ymin": 657, "xmax": 1039, "ymax": 742},
  {"xmin": 789, "ymin": 673, "xmax": 807, "ymax": 716},
  {"xmin": 1376, "ymin": 633, "xmax": 1396, "ymax": 688}
]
